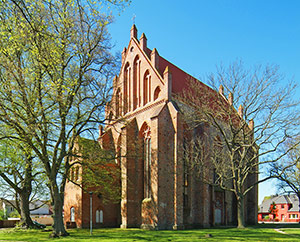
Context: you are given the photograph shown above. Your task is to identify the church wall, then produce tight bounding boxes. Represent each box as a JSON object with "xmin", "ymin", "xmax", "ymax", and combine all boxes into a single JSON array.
[
  {"xmin": 64, "ymin": 179, "xmax": 83, "ymax": 228},
  {"xmin": 81, "ymin": 192, "xmax": 120, "ymax": 228},
  {"xmin": 155, "ymin": 105, "xmax": 176, "ymax": 229}
]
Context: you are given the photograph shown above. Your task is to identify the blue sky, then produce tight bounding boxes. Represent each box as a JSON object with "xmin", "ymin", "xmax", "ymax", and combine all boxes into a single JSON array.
[{"xmin": 108, "ymin": 0, "xmax": 300, "ymax": 204}]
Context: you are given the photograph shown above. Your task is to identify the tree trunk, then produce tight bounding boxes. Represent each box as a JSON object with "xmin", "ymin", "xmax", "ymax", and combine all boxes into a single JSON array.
[
  {"xmin": 237, "ymin": 196, "xmax": 245, "ymax": 228},
  {"xmin": 50, "ymin": 182, "xmax": 69, "ymax": 237},
  {"xmin": 19, "ymin": 190, "xmax": 35, "ymax": 228}
]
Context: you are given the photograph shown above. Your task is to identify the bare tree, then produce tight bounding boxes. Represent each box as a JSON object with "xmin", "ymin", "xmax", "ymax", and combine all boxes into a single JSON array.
[
  {"xmin": 180, "ymin": 61, "xmax": 300, "ymax": 228},
  {"xmin": 270, "ymin": 137, "xmax": 300, "ymax": 219}
]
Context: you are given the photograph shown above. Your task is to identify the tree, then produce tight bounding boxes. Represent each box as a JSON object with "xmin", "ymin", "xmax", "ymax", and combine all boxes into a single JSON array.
[
  {"xmin": 268, "ymin": 202, "xmax": 277, "ymax": 221},
  {"xmin": 69, "ymin": 137, "xmax": 120, "ymax": 203},
  {"xmin": 181, "ymin": 61, "xmax": 300, "ymax": 228},
  {"xmin": 270, "ymin": 137, "xmax": 300, "ymax": 219},
  {"xmin": 0, "ymin": 137, "xmax": 47, "ymax": 228},
  {"xmin": 0, "ymin": 0, "xmax": 128, "ymax": 236}
]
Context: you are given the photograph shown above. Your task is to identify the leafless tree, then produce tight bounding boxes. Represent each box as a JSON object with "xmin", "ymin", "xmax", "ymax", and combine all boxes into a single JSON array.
[{"xmin": 180, "ymin": 61, "xmax": 300, "ymax": 228}]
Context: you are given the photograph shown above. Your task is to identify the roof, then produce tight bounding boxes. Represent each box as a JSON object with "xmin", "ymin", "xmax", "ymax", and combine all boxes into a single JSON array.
[{"xmin": 259, "ymin": 194, "xmax": 299, "ymax": 213}]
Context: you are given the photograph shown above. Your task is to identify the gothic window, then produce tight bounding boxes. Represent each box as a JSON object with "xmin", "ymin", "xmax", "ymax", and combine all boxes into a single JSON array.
[
  {"xmin": 123, "ymin": 63, "xmax": 130, "ymax": 113},
  {"xmin": 100, "ymin": 210, "xmax": 103, "ymax": 223},
  {"xmin": 96, "ymin": 210, "xmax": 99, "ymax": 223},
  {"xmin": 143, "ymin": 70, "xmax": 151, "ymax": 105},
  {"xmin": 70, "ymin": 207, "xmax": 75, "ymax": 222},
  {"xmin": 108, "ymin": 112, "xmax": 113, "ymax": 122},
  {"xmin": 96, "ymin": 209, "xmax": 103, "ymax": 223},
  {"xmin": 183, "ymin": 137, "xmax": 189, "ymax": 207},
  {"xmin": 145, "ymin": 137, "xmax": 151, "ymax": 198},
  {"xmin": 153, "ymin": 86, "xmax": 161, "ymax": 101},
  {"xmin": 75, "ymin": 166, "xmax": 79, "ymax": 181},
  {"xmin": 133, "ymin": 56, "xmax": 140, "ymax": 110},
  {"xmin": 116, "ymin": 135, "xmax": 121, "ymax": 166},
  {"xmin": 116, "ymin": 88, "xmax": 121, "ymax": 117},
  {"xmin": 140, "ymin": 123, "xmax": 151, "ymax": 198},
  {"xmin": 70, "ymin": 167, "xmax": 74, "ymax": 181}
]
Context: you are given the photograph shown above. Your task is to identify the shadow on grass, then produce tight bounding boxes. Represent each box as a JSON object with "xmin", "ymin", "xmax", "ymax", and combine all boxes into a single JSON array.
[{"xmin": 0, "ymin": 226, "xmax": 300, "ymax": 241}]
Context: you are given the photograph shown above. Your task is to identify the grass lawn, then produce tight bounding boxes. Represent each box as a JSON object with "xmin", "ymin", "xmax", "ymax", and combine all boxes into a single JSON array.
[{"xmin": 0, "ymin": 226, "xmax": 300, "ymax": 241}]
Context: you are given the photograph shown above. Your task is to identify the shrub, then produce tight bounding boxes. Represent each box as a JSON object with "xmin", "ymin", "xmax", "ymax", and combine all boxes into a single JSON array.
[{"xmin": 0, "ymin": 209, "xmax": 7, "ymax": 220}]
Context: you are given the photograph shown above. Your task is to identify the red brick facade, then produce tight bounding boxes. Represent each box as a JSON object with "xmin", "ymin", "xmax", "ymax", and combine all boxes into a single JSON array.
[
  {"xmin": 258, "ymin": 194, "xmax": 300, "ymax": 223},
  {"xmin": 64, "ymin": 25, "xmax": 258, "ymax": 229}
]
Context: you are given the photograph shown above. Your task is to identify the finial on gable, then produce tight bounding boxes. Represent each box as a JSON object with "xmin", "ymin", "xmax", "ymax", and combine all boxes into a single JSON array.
[
  {"xmin": 228, "ymin": 92, "xmax": 233, "ymax": 105},
  {"xmin": 140, "ymin": 33, "xmax": 147, "ymax": 51},
  {"xmin": 151, "ymin": 48, "xmax": 159, "ymax": 70},
  {"xmin": 219, "ymin": 85, "xmax": 224, "ymax": 95},
  {"xmin": 99, "ymin": 125, "xmax": 103, "ymax": 137},
  {"xmin": 163, "ymin": 66, "xmax": 169, "ymax": 74},
  {"xmin": 163, "ymin": 66, "xmax": 172, "ymax": 101},
  {"xmin": 130, "ymin": 24, "xmax": 137, "ymax": 39},
  {"xmin": 122, "ymin": 47, "xmax": 127, "ymax": 63},
  {"xmin": 238, "ymin": 104, "xmax": 243, "ymax": 117},
  {"xmin": 249, "ymin": 119, "xmax": 254, "ymax": 130}
]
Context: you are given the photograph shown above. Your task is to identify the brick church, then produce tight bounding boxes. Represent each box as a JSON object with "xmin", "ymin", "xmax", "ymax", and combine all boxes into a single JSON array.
[{"xmin": 64, "ymin": 25, "xmax": 258, "ymax": 229}]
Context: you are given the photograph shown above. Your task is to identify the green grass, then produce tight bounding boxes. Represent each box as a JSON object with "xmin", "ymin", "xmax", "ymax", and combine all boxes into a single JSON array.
[{"xmin": 0, "ymin": 226, "xmax": 300, "ymax": 241}]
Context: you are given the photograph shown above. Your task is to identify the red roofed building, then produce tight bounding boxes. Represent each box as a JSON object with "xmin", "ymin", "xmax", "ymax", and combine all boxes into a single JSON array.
[{"xmin": 258, "ymin": 194, "xmax": 300, "ymax": 223}]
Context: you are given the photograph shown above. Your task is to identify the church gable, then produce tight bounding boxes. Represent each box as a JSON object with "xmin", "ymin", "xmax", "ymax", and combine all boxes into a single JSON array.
[{"xmin": 107, "ymin": 25, "xmax": 171, "ymax": 121}]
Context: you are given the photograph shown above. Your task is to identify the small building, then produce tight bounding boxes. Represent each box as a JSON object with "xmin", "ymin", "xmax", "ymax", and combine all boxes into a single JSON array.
[
  {"xmin": 0, "ymin": 199, "xmax": 16, "ymax": 217},
  {"xmin": 258, "ymin": 194, "xmax": 300, "ymax": 222}
]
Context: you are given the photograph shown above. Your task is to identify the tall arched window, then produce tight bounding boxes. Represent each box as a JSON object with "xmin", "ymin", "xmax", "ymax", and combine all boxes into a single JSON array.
[
  {"xmin": 95, "ymin": 210, "xmax": 103, "ymax": 223},
  {"xmin": 116, "ymin": 88, "xmax": 121, "ymax": 117},
  {"xmin": 143, "ymin": 70, "xmax": 151, "ymax": 105},
  {"xmin": 70, "ymin": 207, "xmax": 75, "ymax": 222},
  {"xmin": 100, "ymin": 210, "xmax": 103, "ymax": 223},
  {"xmin": 133, "ymin": 56, "xmax": 140, "ymax": 110},
  {"xmin": 123, "ymin": 63, "xmax": 130, "ymax": 113},
  {"xmin": 140, "ymin": 122, "xmax": 151, "ymax": 198},
  {"xmin": 96, "ymin": 210, "xmax": 99, "ymax": 223}
]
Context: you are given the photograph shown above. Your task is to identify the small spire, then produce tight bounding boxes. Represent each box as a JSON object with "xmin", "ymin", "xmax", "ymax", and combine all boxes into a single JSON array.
[
  {"xmin": 163, "ymin": 66, "xmax": 169, "ymax": 74},
  {"xmin": 99, "ymin": 125, "xmax": 103, "ymax": 137},
  {"xmin": 151, "ymin": 48, "xmax": 159, "ymax": 70},
  {"xmin": 130, "ymin": 24, "xmax": 137, "ymax": 39},
  {"xmin": 228, "ymin": 92, "xmax": 233, "ymax": 105},
  {"xmin": 151, "ymin": 48, "xmax": 159, "ymax": 55},
  {"xmin": 122, "ymin": 47, "xmax": 127, "ymax": 62},
  {"xmin": 249, "ymin": 119, "xmax": 254, "ymax": 130},
  {"xmin": 238, "ymin": 104, "xmax": 243, "ymax": 117},
  {"xmin": 219, "ymin": 85, "xmax": 224, "ymax": 95},
  {"xmin": 140, "ymin": 33, "xmax": 147, "ymax": 51},
  {"xmin": 140, "ymin": 32, "xmax": 147, "ymax": 40}
]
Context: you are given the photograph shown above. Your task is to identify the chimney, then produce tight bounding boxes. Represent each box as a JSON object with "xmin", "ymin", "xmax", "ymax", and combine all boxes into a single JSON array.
[
  {"xmin": 228, "ymin": 92, "xmax": 233, "ymax": 105},
  {"xmin": 130, "ymin": 24, "xmax": 137, "ymax": 39},
  {"xmin": 151, "ymin": 48, "xmax": 159, "ymax": 70},
  {"xmin": 238, "ymin": 104, "xmax": 243, "ymax": 117},
  {"xmin": 140, "ymin": 33, "xmax": 147, "ymax": 52}
]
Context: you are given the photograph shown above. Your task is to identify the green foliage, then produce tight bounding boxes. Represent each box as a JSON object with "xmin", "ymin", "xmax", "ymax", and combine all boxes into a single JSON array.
[
  {"xmin": 71, "ymin": 137, "xmax": 120, "ymax": 203},
  {"xmin": 0, "ymin": 209, "xmax": 7, "ymax": 220},
  {"xmin": 8, "ymin": 210, "xmax": 20, "ymax": 218},
  {"xmin": 269, "ymin": 202, "xmax": 278, "ymax": 219},
  {"xmin": 0, "ymin": 0, "xmax": 128, "ymax": 236},
  {"xmin": 262, "ymin": 196, "xmax": 271, "ymax": 203}
]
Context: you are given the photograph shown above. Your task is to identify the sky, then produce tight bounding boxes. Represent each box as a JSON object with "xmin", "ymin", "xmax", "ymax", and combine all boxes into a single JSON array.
[{"xmin": 107, "ymin": 0, "xmax": 300, "ymax": 204}]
